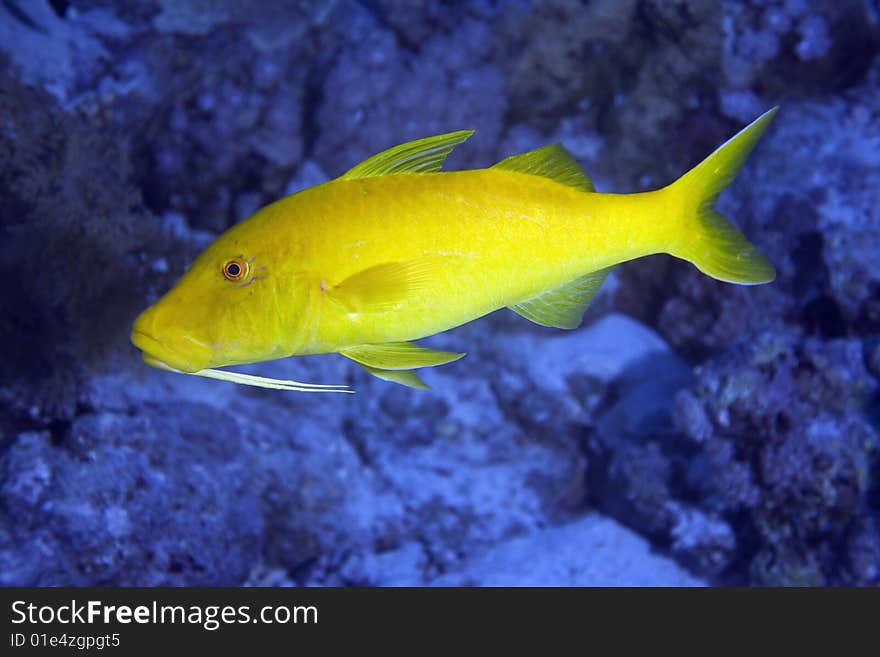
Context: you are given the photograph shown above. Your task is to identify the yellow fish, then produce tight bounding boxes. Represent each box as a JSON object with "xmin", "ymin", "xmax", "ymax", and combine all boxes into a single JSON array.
[{"xmin": 131, "ymin": 108, "xmax": 778, "ymax": 393}]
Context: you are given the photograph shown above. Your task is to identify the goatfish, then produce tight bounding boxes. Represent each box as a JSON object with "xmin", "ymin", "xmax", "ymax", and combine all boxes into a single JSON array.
[{"xmin": 131, "ymin": 108, "xmax": 778, "ymax": 393}]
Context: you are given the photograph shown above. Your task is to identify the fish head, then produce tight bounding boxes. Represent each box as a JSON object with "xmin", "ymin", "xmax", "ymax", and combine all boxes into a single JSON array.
[{"xmin": 131, "ymin": 232, "xmax": 293, "ymax": 374}]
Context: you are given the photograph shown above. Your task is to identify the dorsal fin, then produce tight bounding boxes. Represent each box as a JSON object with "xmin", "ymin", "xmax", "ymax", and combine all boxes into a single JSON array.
[
  {"xmin": 509, "ymin": 267, "xmax": 612, "ymax": 329},
  {"xmin": 492, "ymin": 144, "xmax": 594, "ymax": 192},
  {"xmin": 340, "ymin": 130, "xmax": 474, "ymax": 179}
]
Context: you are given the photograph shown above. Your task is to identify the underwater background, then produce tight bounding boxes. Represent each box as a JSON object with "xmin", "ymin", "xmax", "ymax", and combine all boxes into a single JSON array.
[{"xmin": 1, "ymin": 0, "xmax": 878, "ymax": 586}]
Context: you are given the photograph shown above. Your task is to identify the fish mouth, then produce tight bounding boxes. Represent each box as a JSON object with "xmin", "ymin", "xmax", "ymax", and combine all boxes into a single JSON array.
[{"xmin": 131, "ymin": 329, "xmax": 210, "ymax": 374}]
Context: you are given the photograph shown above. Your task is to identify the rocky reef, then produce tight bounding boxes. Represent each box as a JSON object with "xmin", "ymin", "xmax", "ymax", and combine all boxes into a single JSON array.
[{"xmin": 1, "ymin": 0, "xmax": 878, "ymax": 585}]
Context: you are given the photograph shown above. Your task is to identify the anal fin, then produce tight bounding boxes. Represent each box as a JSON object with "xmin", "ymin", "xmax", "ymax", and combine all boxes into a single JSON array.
[
  {"xmin": 509, "ymin": 267, "xmax": 612, "ymax": 329},
  {"xmin": 356, "ymin": 363, "xmax": 430, "ymax": 390}
]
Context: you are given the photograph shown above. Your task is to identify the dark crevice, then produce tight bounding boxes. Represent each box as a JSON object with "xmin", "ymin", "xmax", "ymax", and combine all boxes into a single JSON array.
[
  {"xmin": 288, "ymin": 557, "xmax": 318, "ymax": 584},
  {"xmin": 802, "ymin": 296, "xmax": 846, "ymax": 338},
  {"xmin": 2, "ymin": 0, "xmax": 47, "ymax": 32},
  {"xmin": 48, "ymin": 0, "xmax": 69, "ymax": 19},
  {"xmin": 789, "ymin": 230, "xmax": 847, "ymax": 338},
  {"xmin": 301, "ymin": 62, "xmax": 327, "ymax": 159},
  {"xmin": 341, "ymin": 418, "xmax": 371, "ymax": 467},
  {"xmin": 717, "ymin": 510, "xmax": 762, "ymax": 586},
  {"xmin": 354, "ymin": 0, "xmax": 421, "ymax": 53},
  {"xmin": 48, "ymin": 418, "xmax": 71, "ymax": 446}
]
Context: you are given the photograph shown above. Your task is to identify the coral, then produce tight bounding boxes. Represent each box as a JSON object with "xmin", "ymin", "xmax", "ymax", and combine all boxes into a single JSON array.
[
  {"xmin": 720, "ymin": 0, "xmax": 877, "ymax": 100},
  {"xmin": 0, "ymin": 408, "xmax": 263, "ymax": 585},
  {"xmin": 584, "ymin": 318, "xmax": 880, "ymax": 584},
  {"xmin": 650, "ymin": 67, "xmax": 880, "ymax": 360},
  {"xmin": 313, "ymin": 4, "xmax": 507, "ymax": 175},
  {"xmin": 0, "ymin": 0, "xmax": 109, "ymax": 98},
  {"xmin": 496, "ymin": 0, "xmax": 640, "ymax": 131},
  {"xmin": 369, "ymin": 0, "xmax": 497, "ymax": 47},
  {"xmin": 0, "ymin": 58, "xmax": 173, "ymax": 421},
  {"xmin": 152, "ymin": 0, "xmax": 337, "ymax": 52},
  {"xmin": 674, "ymin": 333, "xmax": 880, "ymax": 585},
  {"xmin": 126, "ymin": 27, "xmax": 313, "ymax": 233},
  {"xmin": 495, "ymin": 0, "xmax": 729, "ymax": 188}
]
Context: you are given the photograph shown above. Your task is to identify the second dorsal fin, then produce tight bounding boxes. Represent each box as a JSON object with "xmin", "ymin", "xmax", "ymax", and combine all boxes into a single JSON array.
[
  {"xmin": 492, "ymin": 144, "xmax": 594, "ymax": 192},
  {"xmin": 340, "ymin": 130, "xmax": 475, "ymax": 179}
]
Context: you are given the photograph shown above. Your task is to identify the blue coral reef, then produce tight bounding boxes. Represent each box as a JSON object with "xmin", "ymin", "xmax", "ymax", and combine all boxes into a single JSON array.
[{"xmin": 1, "ymin": 0, "xmax": 878, "ymax": 587}]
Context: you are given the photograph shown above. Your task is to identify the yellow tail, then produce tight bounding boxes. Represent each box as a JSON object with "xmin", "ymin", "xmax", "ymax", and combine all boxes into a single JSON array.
[{"xmin": 667, "ymin": 108, "xmax": 778, "ymax": 285}]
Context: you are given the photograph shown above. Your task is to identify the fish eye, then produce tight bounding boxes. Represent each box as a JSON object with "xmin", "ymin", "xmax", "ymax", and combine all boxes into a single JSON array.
[{"xmin": 223, "ymin": 258, "xmax": 248, "ymax": 282}]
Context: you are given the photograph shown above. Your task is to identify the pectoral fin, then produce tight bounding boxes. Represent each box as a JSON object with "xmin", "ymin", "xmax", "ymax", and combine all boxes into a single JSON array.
[
  {"xmin": 509, "ymin": 267, "xmax": 612, "ymax": 329},
  {"xmin": 355, "ymin": 363, "xmax": 430, "ymax": 390},
  {"xmin": 339, "ymin": 342, "xmax": 465, "ymax": 370},
  {"xmin": 327, "ymin": 258, "xmax": 435, "ymax": 313}
]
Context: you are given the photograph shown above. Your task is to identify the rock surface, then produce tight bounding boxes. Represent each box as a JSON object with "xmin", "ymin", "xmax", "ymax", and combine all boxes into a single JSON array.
[{"xmin": 431, "ymin": 514, "xmax": 705, "ymax": 587}]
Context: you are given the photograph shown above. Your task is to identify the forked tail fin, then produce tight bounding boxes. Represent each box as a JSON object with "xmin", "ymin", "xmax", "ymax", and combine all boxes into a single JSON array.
[{"xmin": 667, "ymin": 107, "xmax": 778, "ymax": 285}]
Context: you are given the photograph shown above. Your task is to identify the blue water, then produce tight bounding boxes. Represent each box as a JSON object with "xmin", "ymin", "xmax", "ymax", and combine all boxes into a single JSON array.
[{"xmin": 0, "ymin": 0, "xmax": 878, "ymax": 586}]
